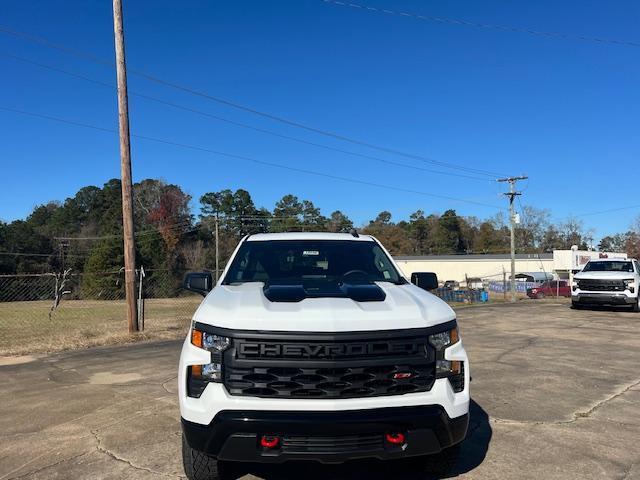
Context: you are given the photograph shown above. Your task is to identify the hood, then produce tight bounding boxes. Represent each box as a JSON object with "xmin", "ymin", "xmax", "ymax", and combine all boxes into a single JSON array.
[
  {"xmin": 192, "ymin": 282, "xmax": 456, "ymax": 332},
  {"xmin": 574, "ymin": 271, "xmax": 635, "ymax": 280}
]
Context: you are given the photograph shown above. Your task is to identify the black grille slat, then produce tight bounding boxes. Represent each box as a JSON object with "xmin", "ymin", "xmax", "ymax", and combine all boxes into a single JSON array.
[
  {"xmin": 224, "ymin": 333, "xmax": 435, "ymax": 399},
  {"xmin": 285, "ymin": 437, "xmax": 378, "ymax": 445},
  {"xmin": 282, "ymin": 434, "xmax": 383, "ymax": 454}
]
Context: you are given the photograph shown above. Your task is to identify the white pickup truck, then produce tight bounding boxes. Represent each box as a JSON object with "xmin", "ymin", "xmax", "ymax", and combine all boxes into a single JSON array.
[
  {"xmin": 178, "ymin": 232, "xmax": 470, "ymax": 479},
  {"xmin": 572, "ymin": 258, "xmax": 640, "ymax": 311}
]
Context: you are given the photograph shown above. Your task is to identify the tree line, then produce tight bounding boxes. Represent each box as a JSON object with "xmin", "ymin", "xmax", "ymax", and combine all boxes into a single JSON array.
[{"xmin": 1, "ymin": 178, "xmax": 636, "ymax": 280}]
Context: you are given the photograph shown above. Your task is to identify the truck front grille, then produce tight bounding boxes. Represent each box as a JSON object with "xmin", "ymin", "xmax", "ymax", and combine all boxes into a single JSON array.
[
  {"xmin": 223, "ymin": 330, "xmax": 436, "ymax": 399},
  {"xmin": 225, "ymin": 364, "xmax": 434, "ymax": 398},
  {"xmin": 578, "ymin": 279, "xmax": 625, "ymax": 292}
]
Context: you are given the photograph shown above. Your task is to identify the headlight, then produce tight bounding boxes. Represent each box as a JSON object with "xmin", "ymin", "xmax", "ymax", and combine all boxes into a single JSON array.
[
  {"xmin": 428, "ymin": 326, "xmax": 459, "ymax": 350},
  {"xmin": 624, "ymin": 279, "xmax": 635, "ymax": 292},
  {"xmin": 191, "ymin": 329, "xmax": 231, "ymax": 352},
  {"xmin": 187, "ymin": 327, "xmax": 231, "ymax": 397},
  {"xmin": 428, "ymin": 324, "xmax": 464, "ymax": 393}
]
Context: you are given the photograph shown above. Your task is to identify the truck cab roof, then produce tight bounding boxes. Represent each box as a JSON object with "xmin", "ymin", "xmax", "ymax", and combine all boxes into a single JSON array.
[
  {"xmin": 588, "ymin": 257, "xmax": 631, "ymax": 262},
  {"xmin": 246, "ymin": 232, "xmax": 374, "ymax": 242}
]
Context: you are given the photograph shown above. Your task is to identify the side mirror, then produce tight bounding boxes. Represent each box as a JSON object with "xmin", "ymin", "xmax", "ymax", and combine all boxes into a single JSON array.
[
  {"xmin": 184, "ymin": 272, "xmax": 214, "ymax": 296},
  {"xmin": 411, "ymin": 272, "xmax": 439, "ymax": 291}
]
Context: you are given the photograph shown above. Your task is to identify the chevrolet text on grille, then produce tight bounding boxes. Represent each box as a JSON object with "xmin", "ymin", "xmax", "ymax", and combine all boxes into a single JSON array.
[{"xmin": 238, "ymin": 341, "xmax": 425, "ymax": 358}]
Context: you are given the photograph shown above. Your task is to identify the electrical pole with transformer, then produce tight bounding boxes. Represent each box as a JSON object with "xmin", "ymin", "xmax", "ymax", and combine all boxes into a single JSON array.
[
  {"xmin": 215, "ymin": 214, "xmax": 220, "ymax": 283},
  {"xmin": 112, "ymin": 0, "xmax": 138, "ymax": 333},
  {"xmin": 497, "ymin": 175, "xmax": 528, "ymax": 303}
]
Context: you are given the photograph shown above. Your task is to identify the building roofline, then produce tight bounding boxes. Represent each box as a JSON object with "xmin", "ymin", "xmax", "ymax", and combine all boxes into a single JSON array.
[{"xmin": 394, "ymin": 253, "xmax": 553, "ymax": 261}]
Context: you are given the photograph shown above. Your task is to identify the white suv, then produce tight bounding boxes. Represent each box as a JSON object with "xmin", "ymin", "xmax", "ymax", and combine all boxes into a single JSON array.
[
  {"xmin": 178, "ymin": 232, "xmax": 470, "ymax": 479},
  {"xmin": 572, "ymin": 258, "xmax": 640, "ymax": 311}
]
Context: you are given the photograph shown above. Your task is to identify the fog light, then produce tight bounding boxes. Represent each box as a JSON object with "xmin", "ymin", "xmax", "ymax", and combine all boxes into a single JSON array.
[
  {"xmin": 436, "ymin": 360, "xmax": 462, "ymax": 376},
  {"xmin": 202, "ymin": 363, "xmax": 222, "ymax": 381},
  {"xmin": 385, "ymin": 432, "xmax": 406, "ymax": 445},
  {"xmin": 260, "ymin": 435, "xmax": 280, "ymax": 449}
]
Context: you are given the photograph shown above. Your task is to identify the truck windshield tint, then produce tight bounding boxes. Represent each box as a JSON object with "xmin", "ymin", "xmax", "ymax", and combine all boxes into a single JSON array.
[
  {"xmin": 222, "ymin": 240, "xmax": 402, "ymax": 286},
  {"xmin": 583, "ymin": 261, "xmax": 633, "ymax": 272}
]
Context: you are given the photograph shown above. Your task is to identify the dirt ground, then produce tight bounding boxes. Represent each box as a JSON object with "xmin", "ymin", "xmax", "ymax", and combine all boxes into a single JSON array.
[{"xmin": 1, "ymin": 301, "xmax": 639, "ymax": 479}]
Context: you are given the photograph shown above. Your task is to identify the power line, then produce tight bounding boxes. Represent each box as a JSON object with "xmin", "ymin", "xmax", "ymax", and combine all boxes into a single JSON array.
[
  {"xmin": 0, "ymin": 252, "xmax": 53, "ymax": 257},
  {"xmin": 322, "ymin": 0, "xmax": 640, "ymax": 49},
  {"xmin": 53, "ymin": 220, "xmax": 196, "ymax": 241},
  {"xmin": 550, "ymin": 205, "xmax": 640, "ymax": 224},
  {"xmin": 0, "ymin": 105, "xmax": 507, "ymax": 211},
  {"xmin": 0, "ymin": 245, "xmax": 521, "ymax": 259},
  {"xmin": 0, "ymin": 50, "xmax": 493, "ymax": 183},
  {"xmin": 574, "ymin": 205, "xmax": 640, "ymax": 218},
  {"xmin": 0, "ymin": 24, "xmax": 505, "ymax": 178}
]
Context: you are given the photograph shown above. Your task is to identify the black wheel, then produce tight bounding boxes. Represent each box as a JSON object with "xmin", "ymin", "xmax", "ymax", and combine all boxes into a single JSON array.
[
  {"xmin": 419, "ymin": 443, "xmax": 461, "ymax": 477},
  {"xmin": 182, "ymin": 433, "xmax": 227, "ymax": 480},
  {"xmin": 536, "ymin": 292, "xmax": 545, "ymax": 299},
  {"xmin": 571, "ymin": 301, "xmax": 581, "ymax": 310},
  {"xmin": 632, "ymin": 298, "xmax": 640, "ymax": 312}
]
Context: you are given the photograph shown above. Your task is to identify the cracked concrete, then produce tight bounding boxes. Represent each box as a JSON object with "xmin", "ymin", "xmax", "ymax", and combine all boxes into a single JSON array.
[
  {"xmin": 91, "ymin": 428, "xmax": 181, "ymax": 478},
  {"xmin": 1, "ymin": 302, "xmax": 639, "ymax": 479}
]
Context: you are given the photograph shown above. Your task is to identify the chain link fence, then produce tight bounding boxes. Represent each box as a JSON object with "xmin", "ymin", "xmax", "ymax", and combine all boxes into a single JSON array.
[
  {"xmin": 0, "ymin": 269, "xmax": 201, "ymax": 355},
  {"xmin": 1, "ymin": 268, "xmax": 541, "ymax": 354}
]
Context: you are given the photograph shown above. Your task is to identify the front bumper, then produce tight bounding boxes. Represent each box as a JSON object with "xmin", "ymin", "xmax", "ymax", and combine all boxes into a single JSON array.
[
  {"xmin": 573, "ymin": 293, "xmax": 636, "ymax": 305},
  {"xmin": 182, "ymin": 406, "xmax": 468, "ymax": 464}
]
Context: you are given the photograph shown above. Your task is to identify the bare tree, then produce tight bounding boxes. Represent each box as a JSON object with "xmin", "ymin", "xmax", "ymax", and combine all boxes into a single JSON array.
[
  {"xmin": 179, "ymin": 240, "xmax": 208, "ymax": 270},
  {"xmin": 516, "ymin": 206, "xmax": 551, "ymax": 252},
  {"xmin": 49, "ymin": 268, "xmax": 72, "ymax": 320}
]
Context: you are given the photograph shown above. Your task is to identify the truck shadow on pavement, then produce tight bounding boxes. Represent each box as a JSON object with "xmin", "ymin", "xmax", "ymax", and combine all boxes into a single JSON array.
[
  {"xmin": 235, "ymin": 400, "xmax": 492, "ymax": 480},
  {"xmin": 575, "ymin": 304, "xmax": 636, "ymax": 313}
]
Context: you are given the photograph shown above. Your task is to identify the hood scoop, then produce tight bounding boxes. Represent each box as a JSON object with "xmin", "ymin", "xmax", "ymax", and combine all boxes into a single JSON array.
[{"xmin": 263, "ymin": 282, "xmax": 386, "ymax": 303}]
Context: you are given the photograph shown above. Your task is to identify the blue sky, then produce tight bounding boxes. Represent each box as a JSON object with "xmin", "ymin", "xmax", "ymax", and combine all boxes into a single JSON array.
[{"xmin": 1, "ymin": 0, "xmax": 639, "ymax": 239}]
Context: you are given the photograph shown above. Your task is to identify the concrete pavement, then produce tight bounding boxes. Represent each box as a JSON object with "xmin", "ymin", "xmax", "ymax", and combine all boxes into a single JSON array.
[{"xmin": 1, "ymin": 301, "xmax": 639, "ymax": 479}]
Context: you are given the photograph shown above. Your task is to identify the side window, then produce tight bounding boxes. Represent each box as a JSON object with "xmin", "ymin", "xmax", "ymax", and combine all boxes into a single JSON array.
[{"xmin": 634, "ymin": 261, "xmax": 640, "ymax": 273}]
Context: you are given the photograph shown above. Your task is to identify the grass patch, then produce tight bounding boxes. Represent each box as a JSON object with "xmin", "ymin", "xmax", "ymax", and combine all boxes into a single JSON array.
[{"xmin": 0, "ymin": 296, "xmax": 202, "ymax": 355}]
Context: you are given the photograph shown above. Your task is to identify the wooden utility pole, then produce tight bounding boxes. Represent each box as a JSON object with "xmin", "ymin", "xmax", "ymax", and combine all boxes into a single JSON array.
[
  {"xmin": 215, "ymin": 214, "xmax": 220, "ymax": 282},
  {"xmin": 112, "ymin": 0, "xmax": 138, "ymax": 333},
  {"xmin": 498, "ymin": 176, "xmax": 528, "ymax": 303}
]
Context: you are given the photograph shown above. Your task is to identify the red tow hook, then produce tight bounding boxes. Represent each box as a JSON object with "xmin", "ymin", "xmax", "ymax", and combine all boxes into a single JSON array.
[
  {"xmin": 385, "ymin": 432, "xmax": 406, "ymax": 445},
  {"xmin": 260, "ymin": 435, "xmax": 280, "ymax": 449}
]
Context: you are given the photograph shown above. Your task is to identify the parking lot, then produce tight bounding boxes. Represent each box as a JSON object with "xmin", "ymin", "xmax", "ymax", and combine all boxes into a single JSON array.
[{"xmin": 1, "ymin": 301, "xmax": 639, "ymax": 480}]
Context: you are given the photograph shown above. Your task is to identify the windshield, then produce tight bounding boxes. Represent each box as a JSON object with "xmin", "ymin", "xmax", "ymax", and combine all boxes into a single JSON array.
[
  {"xmin": 582, "ymin": 261, "xmax": 633, "ymax": 272},
  {"xmin": 222, "ymin": 240, "xmax": 403, "ymax": 286}
]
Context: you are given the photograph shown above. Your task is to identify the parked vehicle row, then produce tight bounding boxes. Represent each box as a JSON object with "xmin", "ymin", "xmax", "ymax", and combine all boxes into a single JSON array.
[{"xmin": 526, "ymin": 281, "xmax": 571, "ymax": 299}]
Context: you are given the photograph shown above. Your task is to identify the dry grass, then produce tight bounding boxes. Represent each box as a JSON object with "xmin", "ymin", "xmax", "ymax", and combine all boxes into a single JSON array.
[
  {"xmin": 1, "ymin": 293, "xmax": 541, "ymax": 356},
  {"xmin": 0, "ymin": 296, "xmax": 202, "ymax": 356}
]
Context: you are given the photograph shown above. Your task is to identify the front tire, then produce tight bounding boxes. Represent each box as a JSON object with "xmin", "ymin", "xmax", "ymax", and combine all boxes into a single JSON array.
[
  {"xmin": 571, "ymin": 301, "xmax": 582, "ymax": 310},
  {"xmin": 182, "ymin": 433, "xmax": 226, "ymax": 480},
  {"xmin": 632, "ymin": 298, "xmax": 640, "ymax": 312},
  {"xmin": 536, "ymin": 292, "xmax": 545, "ymax": 299}
]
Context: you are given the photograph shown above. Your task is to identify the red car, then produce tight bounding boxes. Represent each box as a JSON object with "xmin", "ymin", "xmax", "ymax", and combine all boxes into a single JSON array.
[{"xmin": 527, "ymin": 281, "xmax": 571, "ymax": 299}]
